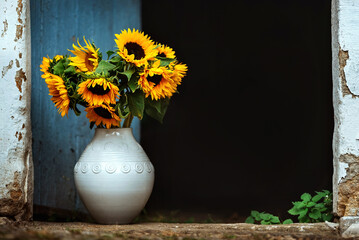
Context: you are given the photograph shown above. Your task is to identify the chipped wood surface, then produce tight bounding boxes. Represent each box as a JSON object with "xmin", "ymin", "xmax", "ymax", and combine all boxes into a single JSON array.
[{"xmin": 0, "ymin": 0, "xmax": 33, "ymax": 220}]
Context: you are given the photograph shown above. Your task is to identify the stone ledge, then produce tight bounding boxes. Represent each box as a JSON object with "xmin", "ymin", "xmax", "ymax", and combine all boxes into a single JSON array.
[{"xmin": 0, "ymin": 221, "xmax": 342, "ymax": 240}]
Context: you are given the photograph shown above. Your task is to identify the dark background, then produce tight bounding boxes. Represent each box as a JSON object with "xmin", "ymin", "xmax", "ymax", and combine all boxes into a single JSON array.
[{"xmin": 141, "ymin": 0, "xmax": 333, "ymax": 220}]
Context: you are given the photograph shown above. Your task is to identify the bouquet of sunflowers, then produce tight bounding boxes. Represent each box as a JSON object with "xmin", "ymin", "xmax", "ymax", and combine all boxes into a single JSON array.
[{"xmin": 40, "ymin": 29, "xmax": 187, "ymax": 129}]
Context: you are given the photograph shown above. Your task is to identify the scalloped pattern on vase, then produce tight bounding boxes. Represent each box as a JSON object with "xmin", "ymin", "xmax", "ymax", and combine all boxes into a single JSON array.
[{"xmin": 74, "ymin": 161, "xmax": 153, "ymax": 174}]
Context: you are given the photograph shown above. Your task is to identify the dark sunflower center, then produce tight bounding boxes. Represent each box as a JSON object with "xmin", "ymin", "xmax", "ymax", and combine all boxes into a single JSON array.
[
  {"xmin": 125, "ymin": 42, "xmax": 145, "ymax": 60},
  {"xmin": 94, "ymin": 107, "xmax": 112, "ymax": 119},
  {"xmin": 158, "ymin": 53, "xmax": 166, "ymax": 57},
  {"xmin": 85, "ymin": 53, "xmax": 95, "ymax": 71},
  {"xmin": 148, "ymin": 74, "xmax": 163, "ymax": 86},
  {"xmin": 88, "ymin": 84, "xmax": 110, "ymax": 95}
]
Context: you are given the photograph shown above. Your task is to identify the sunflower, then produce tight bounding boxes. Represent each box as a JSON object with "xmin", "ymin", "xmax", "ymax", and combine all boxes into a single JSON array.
[
  {"xmin": 171, "ymin": 62, "xmax": 188, "ymax": 85},
  {"xmin": 40, "ymin": 55, "xmax": 63, "ymax": 78},
  {"xmin": 77, "ymin": 78, "xmax": 119, "ymax": 106},
  {"xmin": 138, "ymin": 61, "xmax": 178, "ymax": 100},
  {"xmin": 85, "ymin": 104, "xmax": 121, "ymax": 129},
  {"xmin": 114, "ymin": 29, "xmax": 157, "ymax": 67},
  {"xmin": 68, "ymin": 37, "xmax": 99, "ymax": 73},
  {"xmin": 156, "ymin": 44, "xmax": 176, "ymax": 59},
  {"xmin": 44, "ymin": 74, "xmax": 70, "ymax": 117}
]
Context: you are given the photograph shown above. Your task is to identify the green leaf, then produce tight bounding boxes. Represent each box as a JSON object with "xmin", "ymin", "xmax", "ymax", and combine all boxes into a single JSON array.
[
  {"xmin": 271, "ymin": 216, "xmax": 280, "ymax": 224},
  {"xmin": 293, "ymin": 201, "xmax": 306, "ymax": 209},
  {"xmin": 94, "ymin": 60, "xmax": 116, "ymax": 75},
  {"xmin": 288, "ymin": 207, "xmax": 301, "ymax": 216},
  {"xmin": 306, "ymin": 201, "xmax": 316, "ymax": 207},
  {"xmin": 119, "ymin": 68, "xmax": 135, "ymax": 81},
  {"xmin": 156, "ymin": 56, "xmax": 176, "ymax": 67},
  {"xmin": 53, "ymin": 61, "xmax": 65, "ymax": 75},
  {"xmin": 308, "ymin": 209, "xmax": 321, "ymax": 220},
  {"xmin": 110, "ymin": 55, "xmax": 122, "ymax": 63},
  {"xmin": 322, "ymin": 213, "xmax": 333, "ymax": 222},
  {"xmin": 260, "ymin": 220, "xmax": 271, "ymax": 225},
  {"xmin": 128, "ymin": 73, "xmax": 139, "ymax": 92},
  {"xmin": 250, "ymin": 211, "xmax": 260, "ymax": 218},
  {"xmin": 301, "ymin": 193, "xmax": 312, "ymax": 202},
  {"xmin": 312, "ymin": 194, "xmax": 323, "ymax": 203},
  {"xmin": 259, "ymin": 213, "xmax": 271, "ymax": 221},
  {"xmin": 145, "ymin": 98, "xmax": 170, "ymax": 123},
  {"xmin": 64, "ymin": 65, "xmax": 76, "ymax": 74},
  {"xmin": 298, "ymin": 215, "xmax": 310, "ymax": 223},
  {"xmin": 298, "ymin": 208, "xmax": 308, "ymax": 218},
  {"xmin": 128, "ymin": 91, "xmax": 145, "ymax": 119},
  {"xmin": 106, "ymin": 50, "xmax": 115, "ymax": 59},
  {"xmin": 315, "ymin": 203, "xmax": 325, "ymax": 209},
  {"xmin": 115, "ymin": 99, "xmax": 130, "ymax": 119},
  {"xmin": 245, "ymin": 216, "xmax": 255, "ymax": 224},
  {"xmin": 282, "ymin": 219, "xmax": 293, "ymax": 224}
]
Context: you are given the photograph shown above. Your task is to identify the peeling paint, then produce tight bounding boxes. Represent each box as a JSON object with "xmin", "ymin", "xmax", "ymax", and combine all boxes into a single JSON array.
[
  {"xmin": 1, "ymin": 60, "xmax": 13, "ymax": 78},
  {"xmin": 15, "ymin": 59, "xmax": 19, "ymax": 68},
  {"xmin": 14, "ymin": 24, "xmax": 23, "ymax": 42},
  {"xmin": 16, "ymin": 0, "xmax": 23, "ymax": 24},
  {"xmin": 338, "ymin": 48, "xmax": 358, "ymax": 98},
  {"xmin": 15, "ymin": 68, "xmax": 26, "ymax": 93},
  {"xmin": 338, "ymin": 154, "xmax": 359, "ymax": 216},
  {"xmin": 1, "ymin": 19, "xmax": 8, "ymax": 37},
  {"xmin": 15, "ymin": 131, "xmax": 22, "ymax": 141}
]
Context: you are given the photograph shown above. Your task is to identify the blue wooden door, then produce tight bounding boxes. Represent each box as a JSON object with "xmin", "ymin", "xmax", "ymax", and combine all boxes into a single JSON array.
[{"xmin": 31, "ymin": 0, "xmax": 141, "ymax": 213}]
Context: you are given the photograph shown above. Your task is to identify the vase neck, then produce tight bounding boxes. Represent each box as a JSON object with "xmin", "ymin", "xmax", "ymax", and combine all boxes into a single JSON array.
[{"xmin": 94, "ymin": 128, "xmax": 134, "ymax": 140}]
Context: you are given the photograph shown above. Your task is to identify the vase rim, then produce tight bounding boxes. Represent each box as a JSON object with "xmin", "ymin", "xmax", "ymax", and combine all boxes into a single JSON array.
[{"xmin": 95, "ymin": 127, "xmax": 132, "ymax": 131}]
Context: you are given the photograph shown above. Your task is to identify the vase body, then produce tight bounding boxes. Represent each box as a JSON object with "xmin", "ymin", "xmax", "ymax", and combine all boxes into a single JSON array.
[{"xmin": 74, "ymin": 128, "xmax": 154, "ymax": 224}]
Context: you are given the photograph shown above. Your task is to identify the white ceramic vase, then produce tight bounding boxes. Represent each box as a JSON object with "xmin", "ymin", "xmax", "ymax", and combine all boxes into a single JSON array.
[{"xmin": 74, "ymin": 128, "xmax": 154, "ymax": 224}]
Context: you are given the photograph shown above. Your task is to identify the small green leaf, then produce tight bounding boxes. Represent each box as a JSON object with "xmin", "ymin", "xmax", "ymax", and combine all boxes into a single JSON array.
[
  {"xmin": 307, "ymin": 201, "xmax": 316, "ymax": 207},
  {"xmin": 308, "ymin": 209, "xmax": 321, "ymax": 220},
  {"xmin": 245, "ymin": 216, "xmax": 255, "ymax": 224},
  {"xmin": 110, "ymin": 55, "xmax": 122, "ymax": 63},
  {"xmin": 282, "ymin": 219, "xmax": 293, "ymax": 224},
  {"xmin": 64, "ymin": 65, "xmax": 76, "ymax": 74},
  {"xmin": 293, "ymin": 201, "xmax": 306, "ymax": 209},
  {"xmin": 288, "ymin": 207, "xmax": 301, "ymax": 216},
  {"xmin": 322, "ymin": 213, "xmax": 333, "ymax": 222},
  {"xmin": 271, "ymin": 216, "xmax": 280, "ymax": 224},
  {"xmin": 53, "ymin": 61, "xmax": 65, "ymax": 75},
  {"xmin": 251, "ymin": 210, "xmax": 260, "ymax": 218},
  {"xmin": 259, "ymin": 213, "xmax": 271, "ymax": 221},
  {"xmin": 301, "ymin": 193, "xmax": 312, "ymax": 202},
  {"xmin": 260, "ymin": 220, "xmax": 271, "ymax": 225},
  {"xmin": 156, "ymin": 56, "xmax": 176, "ymax": 67},
  {"xmin": 312, "ymin": 194, "xmax": 323, "ymax": 203},
  {"xmin": 106, "ymin": 50, "xmax": 115, "ymax": 59},
  {"xmin": 128, "ymin": 91, "xmax": 145, "ymax": 119},
  {"xmin": 119, "ymin": 68, "xmax": 135, "ymax": 82},
  {"xmin": 298, "ymin": 215, "xmax": 310, "ymax": 223},
  {"xmin": 298, "ymin": 208, "xmax": 308, "ymax": 218},
  {"xmin": 145, "ymin": 98, "xmax": 170, "ymax": 123},
  {"xmin": 94, "ymin": 60, "xmax": 116, "ymax": 75},
  {"xmin": 128, "ymin": 73, "xmax": 139, "ymax": 92}
]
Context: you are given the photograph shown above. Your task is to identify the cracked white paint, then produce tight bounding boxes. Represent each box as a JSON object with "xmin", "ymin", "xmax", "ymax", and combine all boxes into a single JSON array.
[
  {"xmin": 338, "ymin": 162, "xmax": 349, "ymax": 183},
  {"xmin": 336, "ymin": 1, "xmax": 359, "ymax": 95},
  {"xmin": 332, "ymin": 0, "xmax": 359, "ymax": 217},
  {"xmin": 0, "ymin": 0, "xmax": 32, "ymax": 220}
]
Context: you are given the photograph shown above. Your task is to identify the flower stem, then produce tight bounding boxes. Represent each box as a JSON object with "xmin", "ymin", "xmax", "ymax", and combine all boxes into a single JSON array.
[{"xmin": 122, "ymin": 113, "xmax": 134, "ymax": 128}]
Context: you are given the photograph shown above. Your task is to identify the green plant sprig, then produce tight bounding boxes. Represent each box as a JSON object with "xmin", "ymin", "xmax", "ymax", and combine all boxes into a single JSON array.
[{"xmin": 245, "ymin": 190, "xmax": 333, "ymax": 225}]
